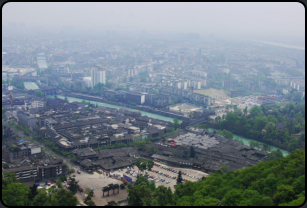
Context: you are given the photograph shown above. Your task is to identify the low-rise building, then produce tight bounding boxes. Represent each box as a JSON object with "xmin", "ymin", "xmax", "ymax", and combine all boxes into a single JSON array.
[{"xmin": 17, "ymin": 111, "xmax": 37, "ymax": 128}]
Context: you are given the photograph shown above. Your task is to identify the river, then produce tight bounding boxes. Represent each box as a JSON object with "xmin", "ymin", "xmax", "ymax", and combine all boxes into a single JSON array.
[
  {"xmin": 207, "ymin": 128, "xmax": 290, "ymax": 157},
  {"xmin": 46, "ymin": 95, "xmax": 180, "ymax": 123},
  {"xmin": 45, "ymin": 94, "xmax": 289, "ymax": 156}
]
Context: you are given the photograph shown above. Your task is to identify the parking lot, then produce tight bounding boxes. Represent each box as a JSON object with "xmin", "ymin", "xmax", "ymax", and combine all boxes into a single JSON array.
[{"xmin": 111, "ymin": 160, "xmax": 209, "ymax": 192}]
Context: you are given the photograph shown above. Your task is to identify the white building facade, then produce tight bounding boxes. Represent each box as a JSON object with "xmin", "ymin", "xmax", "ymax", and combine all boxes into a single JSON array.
[{"xmin": 91, "ymin": 66, "xmax": 106, "ymax": 88}]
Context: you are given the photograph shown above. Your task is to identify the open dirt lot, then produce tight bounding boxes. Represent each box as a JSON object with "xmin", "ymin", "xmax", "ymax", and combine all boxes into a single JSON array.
[
  {"xmin": 72, "ymin": 168, "xmax": 128, "ymax": 206},
  {"xmin": 195, "ymin": 88, "xmax": 243, "ymax": 106},
  {"xmin": 169, "ymin": 103, "xmax": 202, "ymax": 116}
]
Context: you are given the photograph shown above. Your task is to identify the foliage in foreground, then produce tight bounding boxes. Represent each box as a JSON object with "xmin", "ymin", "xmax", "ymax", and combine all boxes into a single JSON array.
[
  {"xmin": 127, "ymin": 149, "xmax": 305, "ymax": 206},
  {"xmin": 2, "ymin": 173, "xmax": 79, "ymax": 206}
]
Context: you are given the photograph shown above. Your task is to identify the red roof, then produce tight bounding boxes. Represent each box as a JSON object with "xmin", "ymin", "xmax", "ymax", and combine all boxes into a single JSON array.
[{"xmin": 170, "ymin": 142, "xmax": 176, "ymax": 145}]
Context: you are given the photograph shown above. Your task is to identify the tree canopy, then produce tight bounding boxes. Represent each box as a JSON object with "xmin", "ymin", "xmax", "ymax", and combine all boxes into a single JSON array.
[
  {"xmin": 35, "ymin": 90, "xmax": 44, "ymax": 97},
  {"xmin": 127, "ymin": 149, "xmax": 305, "ymax": 206},
  {"xmin": 2, "ymin": 172, "xmax": 78, "ymax": 206}
]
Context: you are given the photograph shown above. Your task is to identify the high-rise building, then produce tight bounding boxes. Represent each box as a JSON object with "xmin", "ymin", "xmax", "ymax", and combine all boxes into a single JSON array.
[{"xmin": 91, "ymin": 65, "xmax": 106, "ymax": 88}]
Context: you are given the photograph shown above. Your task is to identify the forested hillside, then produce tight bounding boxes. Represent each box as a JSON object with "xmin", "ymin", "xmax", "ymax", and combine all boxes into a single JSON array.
[
  {"xmin": 212, "ymin": 102, "xmax": 305, "ymax": 151},
  {"xmin": 128, "ymin": 149, "xmax": 305, "ymax": 206}
]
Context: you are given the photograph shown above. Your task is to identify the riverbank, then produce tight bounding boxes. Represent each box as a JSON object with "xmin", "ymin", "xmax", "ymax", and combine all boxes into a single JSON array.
[
  {"xmin": 58, "ymin": 92, "xmax": 187, "ymax": 120},
  {"xmin": 47, "ymin": 95, "xmax": 183, "ymax": 123},
  {"xmin": 206, "ymin": 127, "xmax": 290, "ymax": 157}
]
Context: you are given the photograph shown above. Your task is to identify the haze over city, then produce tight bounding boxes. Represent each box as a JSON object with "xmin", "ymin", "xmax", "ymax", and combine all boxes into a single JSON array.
[
  {"xmin": 2, "ymin": 2, "xmax": 305, "ymax": 207},
  {"xmin": 2, "ymin": 2, "xmax": 305, "ymax": 48}
]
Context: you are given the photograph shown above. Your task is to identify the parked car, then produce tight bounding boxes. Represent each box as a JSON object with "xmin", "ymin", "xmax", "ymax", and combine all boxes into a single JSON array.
[
  {"xmin": 161, "ymin": 179, "xmax": 165, "ymax": 182},
  {"xmin": 160, "ymin": 172, "xmax": 163, "ymax": 175},
  {"xmin": 172, "ymin": 170, "xmax": 175, "ymax": 172},
  {"xmin": 168, "ymin": 175, "xmax": 171, "ymax": 178},
  {"xmin": 166, "ymin": 181, "xmax": 170, "ymax": 184},
  {"xmin": 156, "ymin": 180, "xmax": 160, "ymax": 183},
  {"xmin": 184, "ymin": 173, "xmax": 187, "ymax": 175}
]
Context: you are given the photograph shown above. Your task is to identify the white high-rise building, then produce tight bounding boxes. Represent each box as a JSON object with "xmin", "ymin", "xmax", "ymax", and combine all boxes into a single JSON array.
[
  {"xmin": 91, "ymin": 66, "xmax": 106, "ymax": 88},
  {"xmin": 177, "ymin": 82, "xmax": 181, "ymax": 89},
  {"xmin": 183, "ymin": 82, "xmax": 188, "ymax": 89}
]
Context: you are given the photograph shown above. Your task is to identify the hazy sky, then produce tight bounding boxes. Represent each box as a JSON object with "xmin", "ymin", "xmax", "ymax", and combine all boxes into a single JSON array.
[{"xmin": 2, "ymin": 2, "xmax": 305, "ymax": 46}]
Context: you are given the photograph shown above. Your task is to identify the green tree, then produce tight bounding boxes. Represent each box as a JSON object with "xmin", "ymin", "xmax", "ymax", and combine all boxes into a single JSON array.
[
  {"xmin": 221, "ymin": 129, "xmax": 234, "ymax": 139},
  {"xmin": 138, "ymin": 141, "xmax": 146, "ymax": 150},
  {"xmin": 292, "ymin": 92, "xmax": 302, "ymax": 102},
  {"xmin": 264, "ymin": 122, "xmax": 278, "ymax": 141},
  {"xmin": 54, "ymin": 189, "xmax": 79, "ymax": 206},
  {"xmin": 221, "ymin": 188, "xmax": 244, "ymax": 206},
  {"xmin": 56, "ymin": 179, "xmax": 63, "ymax": 189},
  {"xmin": 148, "ymin": 180, "xmax": 156, "ymax": 192},
  {"xmin": 215, "ymin": 116, "xmax": 221, "ymax": 124},
  {"xmin": 290, "ymin": 110, "xmax": 295, "ymax": 117},
  {"xmin": 249, "ymin": 105, "xmax": 262, "ymax": 118},
  {"xmin": 267, "ymin": 115, "xmax": 278, "ymax": 124},
  {"xmin": 2, "ymin": 173, "xmax": 31, "ymax": 206},
  {"xmin": 67, "ymin": 177, "xmax": 79, "ymax": 194},
  {"xmin": 273, "ymin": 185, "xmax": 296, "ymax": 204},
  {"xmin": 194, "ymin": 197, "xmax": 220, "ymax": 206},
  {"xmin": 243, "ymin": 106, "xmax": 248, "ymax": 115},
  {"xmin": 150, "ymin": 145, "xmax": 157, "ymax": 153},
  {"xmin": 177, "ymin": 171, "xmax": 183, "ymax": 184},
  {"xmin": 35, "ymin": 90, "xmax": 44, "ymax": 97},
  {"xmin": 152, "ymin": 186, "xmax": 173, "ymax": 206},
  {"xmin": 127, "ymin": 182, "xmax": 152, "ymax": 206},
  {"xmin": 173, "ymin": 118, "xmax": 180, "ymax": 129},
  {"xmin": 140, "ymin": 76, "xmax": 147, "ymax": 83},
  {"xmin": 32, "ymin": 189, "xmax": 54, "ymax": 206},
  {"xmin": 28, "ymin": 184, "xmax": 38, "ymax": 201},
  {"xmin": 253, "ymin": 116, "xmax": 268, "ymax": 131},
  {"xmin": 288, "ymin": 137, "xmax": 299, "ymax": 151},
  {"xmin": 17, "ymin": 81, "xmax": 25, "ymax": 89}
]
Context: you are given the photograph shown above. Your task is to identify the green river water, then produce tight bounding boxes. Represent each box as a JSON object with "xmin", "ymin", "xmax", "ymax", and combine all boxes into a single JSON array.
[
  {"xmin": 207, "ymin": 128, "xmax": 290, "ymax": 156},
  {"xmin": 46, "ymin": 95, "xmax": 179, "ymax": 123},
  {"xmin": 46, "ymin": 94, "xmax": 290, "ymax": 157}
]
